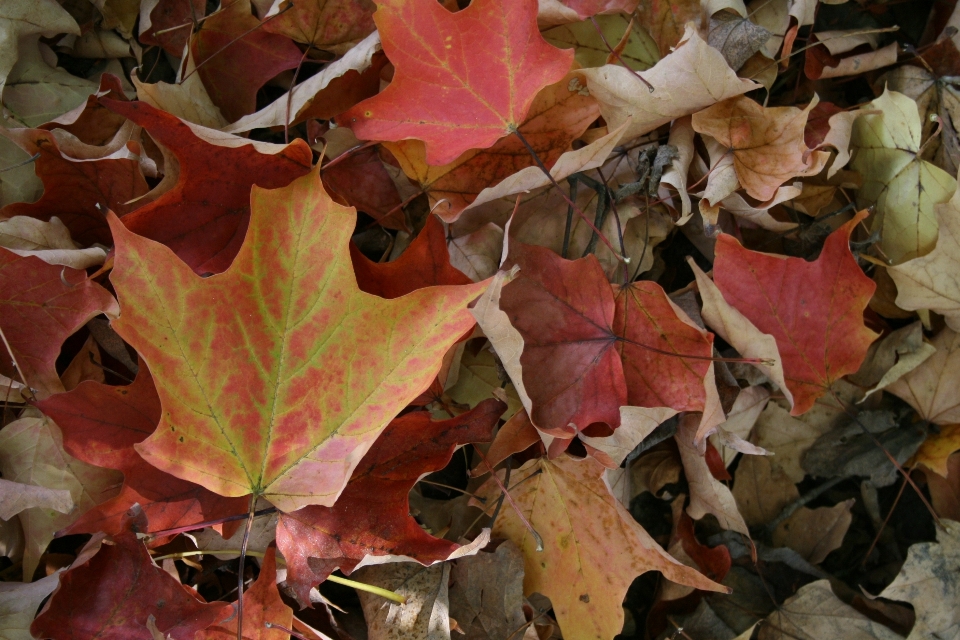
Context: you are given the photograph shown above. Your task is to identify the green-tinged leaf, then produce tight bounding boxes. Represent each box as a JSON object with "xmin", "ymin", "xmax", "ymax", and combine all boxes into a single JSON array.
[{"xmin": 107, "ymin": 168, "xmax": 487, "ymax": 512}]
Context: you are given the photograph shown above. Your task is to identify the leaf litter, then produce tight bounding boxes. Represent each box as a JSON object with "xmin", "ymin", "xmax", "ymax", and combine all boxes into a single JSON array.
[{"xmin": 0, "ymin": 0, "xmax": 959, "ymax": 639}]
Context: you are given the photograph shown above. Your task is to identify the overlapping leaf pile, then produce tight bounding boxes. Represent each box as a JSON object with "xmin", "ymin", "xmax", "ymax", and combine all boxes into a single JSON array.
[{"xmin": 1, "ymin": 0, "xmax": 960, "ymax": 638}]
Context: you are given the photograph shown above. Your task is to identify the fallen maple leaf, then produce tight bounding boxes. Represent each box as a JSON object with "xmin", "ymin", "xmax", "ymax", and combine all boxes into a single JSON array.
[
  {"xmin": 101, "ymin": 100, "xmax": 312, "ymax": 274},
  {"xmin": 107, "ymin": 168, "xmax": 487, "ymax": 512},
  {"xmin": 383, "ymin": 73, "xmax": 599, "ymax": 220},
  {"xmin": 198, "ymin": 546, "xmax": 292, "ymax": 640},
  {"xmin": 35, "ymin": 366, "xmax": 249, "ymax": 538},
  {"xmin": 889, "ymin": 177, "xmax": 960, "ymax": 330},
  {"xmin": 350, "ymin": 214, "xmax": 473, "ymax": 298},
  {"xmin": 262, "ymin": 0, "xmax": 377, "ymax": 53},
  {"xmin": 339, "ymin": 0, "xmax": 573, "ymax": 165},
  {"xmin": 851, "ymin": 88, "xmax": 957, "ymax": 264},
  {"xmin": 276, "ymin": 398, "xmax": 504, "ymax": 604},
  {"xmin": 190, "ymin": 0, "xmax": 302, "ymax": 123},
  {"xmin": 635, "ymin": 0, "xmax": 699, "ymax": 57},
  {"xmin": 30, "ymin": 508, "xmax": 230, "ymax": 640},
  {"xmin": 324, "ymin": 146, "xmax": 405, "ymax": 230},
  {"xmin": 448, "ymin": 541, "xmax": 528, "ymax": 640},
  {"xmin": 712, "ymin": 211, "xmax": 878, "ymax": 415},
  {"xmin": 887, "ymin": 327, "xmax": 960, "ymax": 425},
  {"xmin": 139, "ymin": 0, "xmax": 207, "ymax": 56},
  {"xmin": 0, "ymin": 127, "xmax": 149, "ymax": 247},
  {"xmin": 692, "ymin": 95, "xmax": 830, "ymax": 201},
  {"xmin": 576, "ymin": 25, "xmax": 758, "ymax": 143},
  {"xmin": 498, "ymin": 243, "xmax": 714, "ymax": 437},
  {"xmin": 476, "ymin": 453, "xmax": 724, "ymax": 640},
  {"xmin": 0, "ymin": 216, "xmax": 106, "ymax": 270},
  {"xmin": 0, "ymin": 248, "xmax": 118, "ymax": 397}
]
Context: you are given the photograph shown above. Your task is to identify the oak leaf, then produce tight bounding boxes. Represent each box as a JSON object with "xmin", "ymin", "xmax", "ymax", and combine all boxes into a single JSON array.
[
  {"xmin": 692, "ymin": 95, "xmax": 830, "ymax": 201},
  {"xmin": 102, "ymin": 100, "xmax": 312, "ymax": 274},
  {"xmin": 850, "ymin": 88, "xmax": 957, "ymax": 264},
  {"xmin": 35, "ymin": 366, "xmax": 249, "ymax": 538},
  {"xmin": 339, "ymin": 0, "xmax": 573, "ymax": 165},
  {"xmin": 476, "ymin": 454, "xmax": 724, "ymax": 640},
  {"xmin": 30, "ymin": 508, "xmax": 230, "ymax": 640},
  {"xmin": 576, "ymin": 25, "xmax": 758, "ymax": 144},
  {"xmin": 108, "ymin": 169, "xmax": 487, "ymax": 512},
  {"xmin": 0, "ymin": 248, "xmax": 118, "ymax": 397},
  {"xmin": 712, "ymin": 211, "xmax": 878, "ymax": 415},
  {"xmin": 276, "ymin": 399, "xmax": 504, "ymax": 604}
]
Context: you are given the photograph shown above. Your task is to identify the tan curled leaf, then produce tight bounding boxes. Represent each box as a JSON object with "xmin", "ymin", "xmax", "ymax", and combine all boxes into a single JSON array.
[
  {"xmin": 0, "ymin": 216, "xmax": 106, "ymax": 269},
  {"xmin": 758, "ymin": 580, "xmax": 903, "ymax": 640},
  {"xmin": 886, "ymin": 327, "xmax": 960, "ymax": 425},
  {"xmin": 577, "ymin": 25, "xmax": 758, "ymax": 143},
  {"xmin": 692, "ymin": 95, "xmax": 830, "ymax": 201},
  {"xmin": 772, "ymin": 499, "xmax": 854, "ymax": 564}
]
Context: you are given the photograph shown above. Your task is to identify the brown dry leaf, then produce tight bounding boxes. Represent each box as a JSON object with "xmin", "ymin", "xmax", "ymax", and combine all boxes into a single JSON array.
[
  {"xmin": 718, "ymin": 184, "xmax": 802, "ymax": 232},
  {"xmin": 448, "ymin": 541, "xmax": 527, "ymax": 640},
  {"xmin": 635, "ymin": 0, "xmax": 700, "ymax": 57},
  {"xmin": 661, "ymin": 116, "xmax": 696, "ymax": 223},
  {"xmin": 848, "ymin": 321, "xmax": 936, "ymax": 399},
  {"xmin": 580, "ymin": 406, "xmax": 678, "ymax": 468},
  {"xmin": 632, "ymin": 445, "xmax": 683, "ymax": 497},
  {"xmin": 758, "ymin": 580, "xmax": 903, "ymax": 640},
  {"xmin": 677, "ymin": 414, "xmax": 750, "ymax": 535},
  {"xmin": 712, "ymin": 386, "xmax": 771, "ymax": 466},
  {"xmin": 0, "ymin": 216, "xmax": 106, "ymax": 269},
  {"xmin": 817, "ymin": 108, "xmax": 861, "ymax": 178},
  {"xmin": 448, "ymin": 223, "xmax": 504, "ymax": 282},
  {"xmin": 354, "ymin": 562, "xmax": 451, "ymax": 640},
  {"xmin": 851, "ymin": 88, "xmax": 957, "ymax": 264},
  {"xmin": 753, "ymin": 402, "xmax": 836, "ymax": 483},
  {"xmin": 888, "ymin": 177, "xmax": 960, "ymax": 329},
  {"xmin": 709, "ymin": 11, "xmax": 772, "ymax": 72},
  {"xmin": 731, "ymin": 453, "xmax": 799, "ymax": 527},
  {"xmin": 772, "ymin": 499, "xmax": 854, "ymax": 564},
  {"xmin": 132, "ymin": 61, "xmax": 229, "ymax": 130},
  {"xmin": 926, "ymin": 452, "xmax": 960, "ymax": 521},
  {"xmin": 877, "ymin": 519, "xmax": 960, "ymax": 640},
  {"xmin": 577, "ymin": 25, "xmax": 758, "ymax": 143},
  {"xmin": 476, "ymin": 453, "xmax": 725, "ymax": 640},
  {"xmin": 886, "ymin": 327, "xmax": 960, "ymax": 425},
  {"xmin": 3, "ymin": 40, "xmax": 99, "ymax": 128},
  {"xmin": 0, "ymin": 0, "xmax": 79, "ymax": 95},
  {"xmin": 692, "ymin": 95, "xmax": 830, "ymax": 201},
  {"xmin": 0, "ymin": 572, "xmax": 60, "ymax": 640},
  {"xmin": 0, "ymin": 478, "xmax": 72, "ymax": 521},
  {"xmin": 818, "ymin": 43, "xmax": 898, "ymax": 79},
  {"xmin": 386, "ymin": 74, "xmax": 600, "ymax": 221}
]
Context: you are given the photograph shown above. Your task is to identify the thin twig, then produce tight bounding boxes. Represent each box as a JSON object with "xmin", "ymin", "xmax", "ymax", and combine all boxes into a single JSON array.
[
  {"xmin": 0, "ymin": 152, "xmax": 39, "ymax": 174},
  {"xmin": 589, "ymin": 16, "xmax": 654, "ymax": 92},
  {"xmin": 236, "ymin": 495, "xmax": 257, "ymax": 640}
]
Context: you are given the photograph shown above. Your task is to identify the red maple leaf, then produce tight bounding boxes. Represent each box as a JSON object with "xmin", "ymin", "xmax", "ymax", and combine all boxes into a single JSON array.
[
  {"xmin": 30, "ymin": 507, "xmax": 229, "ymax": 640},
  {"xmin": 350, "ymin": 214, "xmax": 473, "ymax": 298},
  {"xmin": 102, "ymin": 100, "xmax": 312, "ymax": 274},
  {"xmin": 276, "ymin": 398, "xmax": 505, "ymax": 605},
  {"xmin": 34, "ymin": 366, "xmax": 248, "ymax": 539},
  {"xmin": 713, "ymin": 211, "xmax": 878, "ymax": 414},
  {"xmin": 499, "ymin": 243, "xmax": 713, "ymax": 437},
  {"xmin": 0, "ymin": 250, "xmax": 118, "ymax": 397},
  {"xmin": 338, "ymin": 0, "xmax": 573, "ymax": 165}
]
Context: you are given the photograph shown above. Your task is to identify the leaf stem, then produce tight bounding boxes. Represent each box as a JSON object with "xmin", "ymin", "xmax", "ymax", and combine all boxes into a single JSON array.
[
  {"xmin": 473, "ymin": 447, "xmax": 543, "ymax": 551},
  {"xmin": 326, "ymin": 574, "xmax": 407, "ymax": 604},
  {"xmin": 236, "ymin": 495, "xmax": 257, "ymax": 640},
  {"xmin": 141, "ymin": 506, "xmax": 277, "ymax": 540}
]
